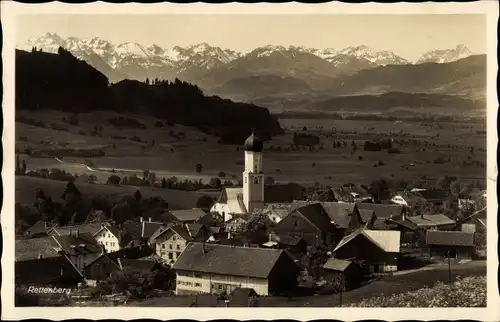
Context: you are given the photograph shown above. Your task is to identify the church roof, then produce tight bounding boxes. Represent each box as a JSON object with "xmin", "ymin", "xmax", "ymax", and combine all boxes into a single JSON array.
[{"xmin": 244, "ymin": 130, "xmax": 264, "ymax": 153}]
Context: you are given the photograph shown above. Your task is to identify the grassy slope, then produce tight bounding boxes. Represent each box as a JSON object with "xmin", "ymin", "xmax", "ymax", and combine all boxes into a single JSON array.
[{"xmin": 15, "ymin": 176, "xmax": 219, "ymax": 210}]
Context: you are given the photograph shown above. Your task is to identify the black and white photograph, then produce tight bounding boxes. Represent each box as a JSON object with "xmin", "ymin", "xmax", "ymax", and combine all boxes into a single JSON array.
[{"xmin": 1, "ymin": 1, "xmax": 498, "ymax": 320}]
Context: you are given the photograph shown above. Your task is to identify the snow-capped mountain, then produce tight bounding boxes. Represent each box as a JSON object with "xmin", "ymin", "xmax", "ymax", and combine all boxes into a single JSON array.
[
  {"xmin": 416, "ymin": 44, "xmax": 473, "ymax": 64},
  {"xmin": 18, "ymin": 33, "xmax": 478, "ymax": 87},
  {"xmin": 339, "ymin": 45, "xmax": 410, "ymax": 66}
]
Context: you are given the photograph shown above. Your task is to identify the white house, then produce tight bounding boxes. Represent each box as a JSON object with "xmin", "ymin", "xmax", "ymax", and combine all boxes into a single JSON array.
[
  {"xmin": 93, "ymin": 225, "xmax": 122, "ymax": 253},
  {"xmin": 172, "ymin": 242, "xmax": 299, "ymax": 296}
]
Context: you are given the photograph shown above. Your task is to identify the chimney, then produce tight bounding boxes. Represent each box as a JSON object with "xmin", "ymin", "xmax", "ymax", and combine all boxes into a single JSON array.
[
  {"xmin": 140, "ymin": 217, "xmax": 143, "ymax": 223},
  {"xmin": 149, "ymin": 217, "xmax": 152, "ymax": 222},
  {"xmin": 401, "ymin": 211, "xmax": 406, "ymax": 221},
  {"xmin": 38, "ymin": 254, "xmax": 43, "ymax": 259},
  {"xmin": 269, "ymin": 233, "xmax": 272, "ymax": 242},
  {"xmin": 76, "ymin": 229, "xmax": 79, "ymax": 238},
  {"xmin": 44, "ymin": 222, "xmax": 48, "ymax": 229}
]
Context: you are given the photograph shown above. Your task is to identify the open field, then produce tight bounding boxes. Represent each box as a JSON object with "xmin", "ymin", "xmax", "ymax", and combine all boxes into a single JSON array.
[
  {"xmin": 127, "ymin": 260, "xmax": 486, "ymax": 307},
  {"xmin": 15, "ymin": 110, "xmax": 486, "ymax": 188},
  {"xmin": 15, "ymin": 176, "xmax": 219, "ymax": 210}
]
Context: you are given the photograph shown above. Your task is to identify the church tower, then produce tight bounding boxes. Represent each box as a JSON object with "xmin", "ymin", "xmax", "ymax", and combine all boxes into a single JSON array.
[{"xmin": 242, "ymin": 129, "xmax": 265, "ymax": 213}]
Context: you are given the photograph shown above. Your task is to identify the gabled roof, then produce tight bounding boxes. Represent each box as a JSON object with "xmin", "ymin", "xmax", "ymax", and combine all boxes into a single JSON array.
[
  {"xmin": 142, "ymin": 221, "xmax": 165, "ymax": 239},
  {"xmin": 322, "ymin": 258, "xmax": 352, "ymax": 271},
  {"xmin": 172, "ymin": 242, "xmax": 288, "ymax": 278},
  {"xmin": 407, "ymin": 214, "xmax": 456, "ymax": 227},
  {"xmin": 25, "ymin": 221, "xmax": 52, "ymax": 236},
  {"xmin": 295, "ymin": 203, "xmax": 335, "ymax": 232},
  {"xmin": 275, "ymin": 235, "xmax": 305, "ymax": 247},
  {"xmin": 321, "ymin": 202, "xmax": 358, "ymax": 228},
  {"xmin": 15, "ymin": 236, "xmax": 60, "ymax": 261},
  {"xmin": 425, "ymin": 230, "xmax": 474, "ymax": 247},
  {"xmin": 333, "ymin": 223, "xmax": 400, "ymax": 253},
  {"xmin": 94, "ymin": 225, "xmax": 121, "ymax": 240},
  {"xmin": 331, "ymin": 188, "xmax": 355, "ymax": 203},
  {"xmin": 85, "ymin": 245, "xmax": 154, "ymax": 268},
  {"xmin": 53, "ymin": 232, "xmax": 102, "ymax": 256},
  {"xmin": 359, "ymin": 209, "xmax": 376, "ymax": 224},
  {"xmin": 414, "ymin": 188, "xmax": 450, "ymax": 201},
  {"xmin": 356, "ymin": 203, "xmax": 405, "ymax": 219},
  {"xmin": 153, "ymin": 224, "xmax": 194, "ymax": 242},
  {"xmin": 122, "ymin": 221, "xmax": 143, "ymax": 241},
  {"xmin": 15, "ymin": 256, "xmax": 83, "ymax": 285},
  {"xmin": 118, "ymin": 258, "xmax": 157, "ymax": 271},
  {"xmin": 48, "ymin": 222, "xmax": 109, "ymax": 236},
  {"xmin": 169, "ymin": 208, "xmax": 206, "ymax": 222}
]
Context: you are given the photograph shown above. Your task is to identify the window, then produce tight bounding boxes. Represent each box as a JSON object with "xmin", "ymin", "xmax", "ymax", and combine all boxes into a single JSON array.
[
  {"xmin": 254, "ymin": 177, "xmax": 259, "ymax": 184},
  {"xmin": 105, "ymin": 242, "xmax": 108, "ymax": 246},
  {"xmin": 168, "ymin": 253, "xmax": 173, "ymax": 259},
  {"xmin": 162, "ymin": 244, "xmax": 165, "ymax": 249},
  {"xmin": 173, "ymin": 236, "xmax": 177, "ymax": 241},
  {"xmin": 195, "ymin": 283, "xmax": 201, "ymax": 287},
  {"xmin": 169, "ymin": 244, "xmax": 173, "ymax": 250},
  {"xmin": 195, "ymin": 274, "xmax": 202, "ymax": 278},
  {"xmin": 245, "ymin": 177, "xmax": 247, "ymax": 183},
  {"xmin": 176, "ymin": 245, "xmax": 180, "ymax": 250}
]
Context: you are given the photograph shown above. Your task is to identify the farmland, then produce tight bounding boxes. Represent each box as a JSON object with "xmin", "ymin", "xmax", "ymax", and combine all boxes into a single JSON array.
[{"xmin": 15, "ymin": 109, "xmax": 486, "ymax": 190}]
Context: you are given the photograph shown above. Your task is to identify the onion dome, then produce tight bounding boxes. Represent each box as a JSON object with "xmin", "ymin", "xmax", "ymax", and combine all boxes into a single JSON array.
[{"xmin": 244, "ymin": 129, "xmax": 264, "ymax": 152}]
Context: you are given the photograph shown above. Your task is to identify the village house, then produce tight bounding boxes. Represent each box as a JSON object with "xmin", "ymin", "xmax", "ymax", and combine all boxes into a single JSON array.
[
  {"xmin": 414, "ymin": 188, "xmax": 450, "ymax": 206},
  {"xmin": 15, "ymin": 256, "xmax": 83, "ymax": 287},
  {"xmin": 332, "ymin": 185, "xmax": 374, "ymax": 203},
  {"xmin": 83, "ymin": 245, "xmax": 156, "ymax": 285},
  {"xmin": 332, "ymin": 224, "xmax": 401, "ymax": 274},
  {"xmin": 225, "ymin": 214, "xmax": 250, "ymax": 236},
  {"xmin": 423, "ymin": 230, "xmax": 475, "ymax": 259},
  {"xmin": 390, "ymin": 190, "xmax": 425, "ymax": 208},
  {"xmin": 168, "ymin": 208, "xmax": 207, "ymax": 223},
  {"xmin": 122, "ymin": 217, "xmax": 167, "ymax": 246},
  {"xmin": 172, "ymin": 242, "xmax": 299, "ymax": 296},
  {"xmin": 150, "ymin": 224, "xmax": 211, "ymax": 265},
  {"xmin": 253, "ymin": 204, "xmax": 290, "ymax": 224},
  {"xmin": 52, "ymin": 232, "xmax": 103, "ymax": 272},
  {"xmin": 406, "ymin": 214, "xmax": 456, "ymax": 231},
  {"xmin": 15, "ymin": 231, "xmax": 103, "ymax": 273},
  {"xmin": 93, "ymin": 224, "xmax": 123, "ymax": 253},
  {"xmin": 321, "ymin": 257, "xmax": 364, "ymax": 290},
  {"xmin": 24, "ymin": 220, "xmax": 54, "ymax": 238},
  {"xmin": 273, "ymin": 201, "xmax": 364, "ymax": 246},
  {"xmin": 47, "ymin": 222, "xmax": 110, "ymax": 237}
]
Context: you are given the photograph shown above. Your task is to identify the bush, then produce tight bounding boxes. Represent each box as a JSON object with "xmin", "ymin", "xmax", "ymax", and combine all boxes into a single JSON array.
[
  {"xmin": 196, "ymin": 195, "xmax": 214, "ymax": 210},
  {"xmin": 350, "ymin": 276, "xmax": 486, "ymax": 307}
]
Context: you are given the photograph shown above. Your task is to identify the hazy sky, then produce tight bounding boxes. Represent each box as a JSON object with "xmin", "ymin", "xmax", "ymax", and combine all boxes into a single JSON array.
[{"xmin": 17, "ymin": 14, "xmax": 486, "ymax": 61}]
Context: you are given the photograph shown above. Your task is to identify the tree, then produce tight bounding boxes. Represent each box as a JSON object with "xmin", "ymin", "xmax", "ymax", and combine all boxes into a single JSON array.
[
  {"xmin": 307, "ymin": 243, "xmax": 328, "ymax": 280},
  {"xmin": 85, "ymin": 209, "xmax": 108, "ymax": 224},
  {"xmin": 265, "ymin": 176, "xmax": 275, "ymax": 185},
  {"xmin": 244, "ymin": 213, "xmax": 273, "ymax": 244},
  {"xmin": 161, "ymin": 177, "xmax": 167, "ymax": 188},
  {"xmin": 134, "ymin": 190, "xmax": 142, "ymax": 205},
  {"xmin": 196, "ymin": 195, "xmax": 214, "ymax": 211},
  {"xmin": 218, "ymin": 171, "xmax": 226, "ymax": 178},
  {"xmin": 368, "ymin": 178, "xmax": 392, "ymax": 202},
  {"xmin": 111, "ymin": 202, "xmax": 134, "ymax": 225},
  {"xmin": 449, "ymin": 181, "xmax": 461, "ymax": 196},
  {"xmin": 145, "ymin": 77, "xmax": 150, "ymax": 85},
  {"xmin": 209, "ymin": 177, "xmax": 222, "ymax": 189},
  {"xmin": 107, "ymin": 175, "xmax": 121, "ymax": 185},
  {"xmin": 195, "ymin": 163, "xmax": 203, "ymax": 173}
]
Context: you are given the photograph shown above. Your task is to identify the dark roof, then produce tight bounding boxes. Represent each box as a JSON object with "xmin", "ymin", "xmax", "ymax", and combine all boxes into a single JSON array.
[
  {"xmin": 15, "ymin": 256, "xmax": 83, "ymax": 285},
  {"xmin": 122, "ymin": 221, "xmax": 143, "ymax": 241},
  {"xmin": 295, "ymin": 203, "xmax": 335, "ymax": 232},
  {"xmin": 275, "ymin": 235, "xmax": 304, "ymax": 247},
  {"xmin": 358, "ymin": 209, "xmax": 376, "ymax": 223},
  {"xmin": 415, "ymin": 188, "xmax": 450, "ymax": 201},
  {"xmin": 186, "ymin": 223, "xmax": 206, "ymax": 238},
  {"xmin": 322, "ymin": 258, "xmax": 352, "ymax": 271},
  {"xmin": 172, "ymin": 242, "xmax": 287, "ymax": 278},
  {"xmin": 211, "ymin": 238, "xmax": 246, "ymax": 247},
  {"xmin": 319, "ymin": 202, "xmax": 358, "ymax": 228},
  {"xmin": 49, "ymin": 223, "xmax": 108, "ymax": 236},
  {"xmin": 356, "ymin": 203, "xmax": 405, "ymax": 219},
  {"xmin": 244, "ymin": 131, "xmax": 264, "ymax": 152},
  {"xmin": 407, "ymin": 214, "xmax": 456, "ymax": 227},
  {"xmin": 264, "ymin": 184, "xmax": 304, "ymax": 203},
  {"xmin": 142, "ymin": 221, "xmax": 165, "ymax": 239},
  {"xmin": 391, "ymin": 219, "xmax": 419, "ymax": 231},
  {"xmin": 25, "ymin": 221, "xmax": 51, "ymax": 236},
  {"xmin": 53, "ymin": 232, "xmax": 102, "ymax": 256},
  {"xmin": 15, "ymin": 236, "xmax": 60, "ymax": 261},
  {"xmin": 169, "ymin": 208, "xmax": 206, "ymax": 222},
  {"xmin": 331, "ymin": 189, "xmax": 354, "ymax": 202},
  {"xmin": 86, "ymin": 245, "xmax": 154, "ymax": 268},
  {"xmin": 425, "ymin": 230, "xmax": 474, "ymax": 247},
  {"xmin": 119, "ymin": 258, "xmax": 157, "ymax": 271}
]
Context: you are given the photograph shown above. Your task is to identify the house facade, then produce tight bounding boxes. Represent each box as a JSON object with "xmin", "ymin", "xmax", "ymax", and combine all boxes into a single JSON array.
[
  {"xmin": 173, "ymin": 243, "xmax": 299, "ymax": 296},
  {"xmin": 93, "ymin": 225, "xmax": 122, "ymax": 253},
  {"xmin": 423, "ymin": 230, "xmax": 475, "ymax": 259}
]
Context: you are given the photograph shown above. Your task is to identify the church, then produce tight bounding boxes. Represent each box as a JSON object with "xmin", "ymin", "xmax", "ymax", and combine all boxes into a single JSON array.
[{"xmin": 210, "ymin": 130, "xmax": 294, "ymax": 223}]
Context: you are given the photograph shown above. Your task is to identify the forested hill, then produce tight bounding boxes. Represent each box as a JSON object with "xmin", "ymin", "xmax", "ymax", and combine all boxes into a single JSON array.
[{"xmin": 15, "ymin": 48, "xmax": 284, "ymax": 143}]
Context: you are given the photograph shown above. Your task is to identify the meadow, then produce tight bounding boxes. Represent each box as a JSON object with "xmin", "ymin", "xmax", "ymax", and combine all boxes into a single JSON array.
[{"xmin": 15, "ymin": 109, "xmax": 486, "ymax": 190}]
